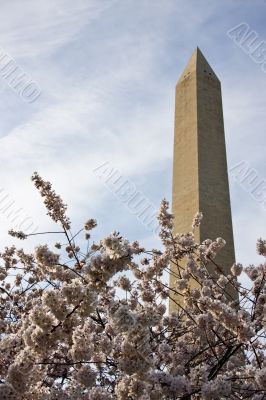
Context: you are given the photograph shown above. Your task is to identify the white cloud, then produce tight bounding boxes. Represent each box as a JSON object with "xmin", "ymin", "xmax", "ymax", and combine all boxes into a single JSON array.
[
  {"xmin": 0, "ymin": 0, "xmax": 265, "ymax": 272},
  {"xmin": 0, "ymin": 0, "xmax": 117, "ymax": 58}
]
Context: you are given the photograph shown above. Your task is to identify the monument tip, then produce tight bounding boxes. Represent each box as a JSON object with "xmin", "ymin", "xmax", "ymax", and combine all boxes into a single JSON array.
[{"xmin": 177, "ymin": 48, "xmax": 220, "ymax": 83}]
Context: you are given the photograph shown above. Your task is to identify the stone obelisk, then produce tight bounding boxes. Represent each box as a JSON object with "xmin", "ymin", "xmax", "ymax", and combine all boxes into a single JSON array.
[{"xmin": 170, "ymin": 48, "xmax": 236, "ymax": 312}]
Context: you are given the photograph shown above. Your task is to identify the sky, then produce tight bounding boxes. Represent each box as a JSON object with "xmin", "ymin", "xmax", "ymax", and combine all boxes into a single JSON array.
[{"xmin": 0, "ymin": 0, "xmax": 265, "ymax": 270}]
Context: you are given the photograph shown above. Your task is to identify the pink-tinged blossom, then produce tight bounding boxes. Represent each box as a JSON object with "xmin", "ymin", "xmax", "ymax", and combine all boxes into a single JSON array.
[
  {"xmin": 257, "ymin": 238, "xmax": 266, "ymax": 256},
  {"xmin": 0, "ymin": 383, "xmax": 18, "ymax": 400},
  {"xmin": 255, "ymin": 367, "xmax": 266, "ymax": 390},
  {"xmin": 231, "ymin": 262, "xmax": 243, "ymax": 276},
  {"xmin": 192, "ymin": 211, "xmax": 203, "ymax": 230},
  {"xmin": 0, "ymin": 175, "xmax": 265, "ymax": 399}
]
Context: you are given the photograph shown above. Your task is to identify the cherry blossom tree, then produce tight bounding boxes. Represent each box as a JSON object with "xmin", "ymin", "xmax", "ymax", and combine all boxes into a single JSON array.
[{"xmin": 0, "ymin": 172, "xmax": 265, "ymax": 399}]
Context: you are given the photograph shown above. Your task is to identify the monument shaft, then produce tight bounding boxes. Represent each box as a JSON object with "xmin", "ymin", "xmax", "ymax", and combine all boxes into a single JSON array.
[{"xmin": 170, "ymin": 48, "xmax": 235, "ymax": 312}]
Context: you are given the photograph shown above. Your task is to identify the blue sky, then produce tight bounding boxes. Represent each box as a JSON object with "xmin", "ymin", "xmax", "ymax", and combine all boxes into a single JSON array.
[{"xmin": 0, "ymin": 0, "xmax": 265, "ymax": 268}]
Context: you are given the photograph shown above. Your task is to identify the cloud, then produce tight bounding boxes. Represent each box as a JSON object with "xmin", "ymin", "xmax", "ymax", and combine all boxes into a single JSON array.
[
  {"xmin": 0, "ymin": 0, "xmax": 117, "ymax": 58},
  {"xmin": 0, "ymin": 0, "xmax": 265, "ymax": 270}
]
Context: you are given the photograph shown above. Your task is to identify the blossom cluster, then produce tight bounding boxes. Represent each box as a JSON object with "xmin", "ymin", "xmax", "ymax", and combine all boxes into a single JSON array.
[{"xmin": 0, "ymin": 174, "xmax": 265, "ymax": 399}]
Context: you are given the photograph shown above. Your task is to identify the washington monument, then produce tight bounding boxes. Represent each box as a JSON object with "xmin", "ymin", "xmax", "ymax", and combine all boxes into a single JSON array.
[{"xmin": 170, "ymin": 48, "xmax": 235, "ymax": 312}]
